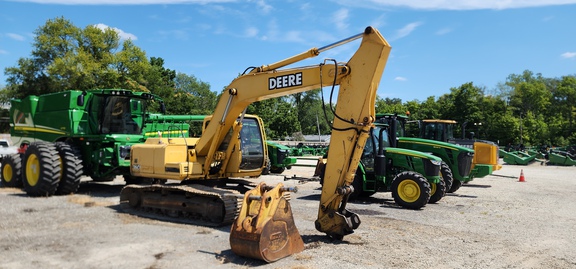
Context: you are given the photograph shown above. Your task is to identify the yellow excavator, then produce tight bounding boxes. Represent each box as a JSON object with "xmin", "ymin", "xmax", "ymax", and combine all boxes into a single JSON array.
[{"xmin": 119, "ymin": 26, "xmax": 391, "ymax": 262}]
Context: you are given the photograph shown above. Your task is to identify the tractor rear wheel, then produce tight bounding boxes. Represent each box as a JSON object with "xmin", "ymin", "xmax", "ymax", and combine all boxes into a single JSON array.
[
  {"xmin": 440, "ymin": 162, "xmax": 454, "ymax": 191},
  {"xmin": 448, "ymin": 179, "xmax": 462, "ymax": 193},
  {"xmin": 261, "ymin": 157, "xmax": 271, "ymax": 175},
  {"xmin": 391, "ymin": 171, "xmax": 430, "ymax": 209},
  {"xmin": 22, "ymin": 142, "xmax": 61, "ymax": 197},
  {"xmin": 270, "ymin": 166, "xmax": 286, "ymax": 174},
  {"xmin": 350, "ymin": 170, "xmax": 373, "ymax": 200},
  {"xmin": 55, "ymin": 142, "xmax": 83, "ymax": 195},
  {"xmin": 1, "ymin": 154, "xmax": 22, "ymax": 187}
]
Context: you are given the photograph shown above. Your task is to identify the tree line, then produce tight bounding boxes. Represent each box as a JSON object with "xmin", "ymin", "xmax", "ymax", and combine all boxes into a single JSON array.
[{"xmin": 2, "ymin": 17, "xmax": 575, "ymax": 147}]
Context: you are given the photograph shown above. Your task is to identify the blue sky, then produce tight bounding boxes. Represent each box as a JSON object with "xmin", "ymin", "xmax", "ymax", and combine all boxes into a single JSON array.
[{"xmin": 1, "ymin": 0, "xmax": 575, "ymax": 103}]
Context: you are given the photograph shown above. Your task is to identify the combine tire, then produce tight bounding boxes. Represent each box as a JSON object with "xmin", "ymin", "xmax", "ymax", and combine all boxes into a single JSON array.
[
  {"xmin": 22, "ymin": 143, "xmax": 61, "ymax": 197},
  {"xmin": 440, "ymin": 162, "xmax": 454, "ymax": 191},
  {"xmin": 55, "ymin": 142, "xmax": 83, "ymax": 195},
  {"xmin": 1, "ymin": 154, "xmax": 22, "ymax": 187},
  {"xmin": 428, "ymin": 176, "xmax": 446, "ymax": 204},
  {"xmin": 448, "ymin": 179, "xmax": 462, "ymax": 193},
  {"xmin": 391, "ymin": 171, "xmax": 430, "ymax": 209}
]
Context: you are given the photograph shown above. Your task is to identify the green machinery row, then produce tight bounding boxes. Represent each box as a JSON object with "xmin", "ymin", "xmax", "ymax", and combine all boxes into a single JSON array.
[{"xmin": 500, "ymin": 145, "xmax": 576, "ymax": 166}]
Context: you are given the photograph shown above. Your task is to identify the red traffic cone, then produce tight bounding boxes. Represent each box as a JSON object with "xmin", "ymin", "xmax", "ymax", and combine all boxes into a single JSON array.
[{"xmin": 518, "ymin": 169, "xmax": 526, "ymax": 182}]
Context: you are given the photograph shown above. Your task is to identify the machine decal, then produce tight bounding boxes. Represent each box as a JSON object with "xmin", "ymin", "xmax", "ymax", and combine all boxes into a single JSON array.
[{"xmin": 269, "ymin": 72, "xmax": 302, "ymax": 90}]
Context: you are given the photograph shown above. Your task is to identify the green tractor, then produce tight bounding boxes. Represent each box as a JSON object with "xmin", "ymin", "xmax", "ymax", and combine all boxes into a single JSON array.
[
  {"xmin": 377, "ymin": 114, "xmax": 476, "ymax": 193},
  {"xmin": 262, "ymin": 141, "xmax": 297, "ymax": 174},
  {"xmin": 0, "ymin": 89, "xmax": 172, "ymax": 196},
  {"xmin": 414, "ymin": 119, "xmax": 501, "ymax": 178},
  {"xmin": 317, "ymin": 120, "xmax": 445, "ymax": 209}
]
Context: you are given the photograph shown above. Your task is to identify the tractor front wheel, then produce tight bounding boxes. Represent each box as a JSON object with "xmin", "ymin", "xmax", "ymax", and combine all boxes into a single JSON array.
[
  {"xmin": 428, "ymin": 176, "xmax": 446, "ymax": 204},
  {"xmin": 22, "ymin": 143, "xmax": 61, "ymax": 197},
  {"xmin": 391, "ymin": 171, "xmax": 430, "ymax": 209}
]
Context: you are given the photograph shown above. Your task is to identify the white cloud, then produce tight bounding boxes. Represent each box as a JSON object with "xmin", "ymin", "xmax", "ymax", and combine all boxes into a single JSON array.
[
  {"xmin": 394, "ymin": 76, "xmax": 407, "ymax": 81},
  {"xmin": 370, "ymin": 14, "xmax": 387, "ymax": 30},
  {"xmin": 94, "ymin": 23, "xmax": 137, "ymax": 41},
  {"xmin": 435, "ymin": 27, "xmax": 452, "ymax": 35},
  {"xmin": 393, "ymin": 22, "xmax": 422, "ymax": 40},
  {"xmin": 251, "ymin": 0, "xmax": 272, "ymax": 14},
  {"xmin": 0, "ymin": 49, "xmax": 8, "ymax": 55},
  {"xmin": 6, "ymin": 33, "xmax": 25, "ymax": 41},
  {"xmin": 339, "ymin": 0, "xmax": 576, "ymax": 10},
  {"xmin": 9, "ymin": 0, "xmax": 234, "ymax": 4},
  {"xmin": 284, "ymin": 31, "xmax": 305, "ymax": 43},
  {"xmin": 561, "ymin": 52, "xmax": 576, "ymax": 59},
  {"xmin": 244, "ymin": 27, "xmax": 258, "ymax": 38},
  {"xmin": 333, "ymin": 8, "xmax": 349, "ymax": 31}
]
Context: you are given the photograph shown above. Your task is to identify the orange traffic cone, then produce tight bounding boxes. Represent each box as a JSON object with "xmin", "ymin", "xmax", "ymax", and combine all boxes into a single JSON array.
[{"xmin": 518, "ymin": 169, "xmax": 526, "ymax": 182}]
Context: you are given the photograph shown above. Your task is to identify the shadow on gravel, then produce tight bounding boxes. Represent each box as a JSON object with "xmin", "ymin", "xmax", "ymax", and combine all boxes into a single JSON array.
[
  {"xmin": 198, "ymin": 249, "xmax": 270, "ymax": 267},
  {"xmin": 2, "ymin": 182, "xmax": 125, "ymax": 198},
  {"xmin": 76, "ymin": 182, "xmax": 125, "ymax": 198},
  {"xmin": 109, "ymin": 203, "xmax": 233, "ymax": 231},
  {"xmin": 297, "ymin": 193, "xmax": 321, "ymax": 200},
  {"xmin": 445, "ymin": 193, "xmax": 478, "ymax": 198},
  {"xmin": 462, "ymin": 183, "xmax": 492, "ymax": 188}
]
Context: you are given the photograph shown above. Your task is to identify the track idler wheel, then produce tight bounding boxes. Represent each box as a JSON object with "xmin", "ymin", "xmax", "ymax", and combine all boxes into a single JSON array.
[{"xmin": 230, "ymin": 182, "xmax": 303, "ymax": 262}]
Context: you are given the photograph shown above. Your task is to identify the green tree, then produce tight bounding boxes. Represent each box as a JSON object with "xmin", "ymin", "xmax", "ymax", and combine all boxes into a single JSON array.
[
  {"xmin": 553, "ymin": 76, "xmax": 576, "ymax": 138},
  {"xmin": 1, "ymin": 17, "xmax": 159, "ymax": 102},
  {"xmin": 293, "ymin": 90, "xmax": 332, "ymax": 135},
  {"xmin": 163, "ymin": 73, "xmax": 215, "ymax": 115},
  {"xmin": 375, "ymin": 97, "xmax": 406, "ymax": 114},
  {"xmin": 247, "ymin": 98, "xmax": 300, "ymax": 140}
]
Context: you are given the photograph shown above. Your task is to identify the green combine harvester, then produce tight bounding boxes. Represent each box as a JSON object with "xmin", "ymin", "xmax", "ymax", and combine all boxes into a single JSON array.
[{"xmin": 0, "ymin": 89, "xmax": 193, "ymax": 196}]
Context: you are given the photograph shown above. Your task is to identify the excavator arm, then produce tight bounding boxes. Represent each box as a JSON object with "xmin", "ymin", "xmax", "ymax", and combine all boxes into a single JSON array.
[{"xmin": 228, "ymin": 26, "xmax": 391, "ymax": 260}]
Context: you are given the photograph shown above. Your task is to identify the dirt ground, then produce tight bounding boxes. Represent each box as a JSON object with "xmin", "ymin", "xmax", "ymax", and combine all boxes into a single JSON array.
[{"xmin": 1, "ymin": 161, "xmax": 576, "ymax": 269}]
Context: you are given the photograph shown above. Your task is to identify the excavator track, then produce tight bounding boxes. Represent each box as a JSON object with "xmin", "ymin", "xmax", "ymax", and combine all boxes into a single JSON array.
[{"xmin": 119, "ymin": 184, "xmax": 244, "ymax": 227}]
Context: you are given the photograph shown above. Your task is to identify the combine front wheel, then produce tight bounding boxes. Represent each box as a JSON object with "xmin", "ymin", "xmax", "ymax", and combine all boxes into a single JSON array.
[{"xmin": 22, "ymin": 143, "xmax": 61, "ymax": 197}]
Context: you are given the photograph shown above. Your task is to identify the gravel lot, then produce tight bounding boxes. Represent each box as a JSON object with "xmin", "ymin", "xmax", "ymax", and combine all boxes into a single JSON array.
[{"xmin": 1, "ymin": 161, "xmax": 575, "ymax": 269}]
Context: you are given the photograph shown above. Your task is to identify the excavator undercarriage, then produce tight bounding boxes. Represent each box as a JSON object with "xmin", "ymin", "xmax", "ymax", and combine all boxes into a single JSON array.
[{"xmin": 120, "ymin": 181, "xmax": 251, "ymax": 226}]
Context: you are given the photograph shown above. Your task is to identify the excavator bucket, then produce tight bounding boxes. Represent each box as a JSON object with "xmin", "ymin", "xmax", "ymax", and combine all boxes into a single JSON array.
[{"xmin": 230, "ymin": 182, "xmax": 304, "ymax": 262}]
